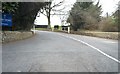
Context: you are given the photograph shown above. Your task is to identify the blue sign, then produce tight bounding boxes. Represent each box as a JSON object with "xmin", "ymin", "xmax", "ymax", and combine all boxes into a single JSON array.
[{"xmin": 1, "ymin": 14, "xmax": 12, "ymax": 26}]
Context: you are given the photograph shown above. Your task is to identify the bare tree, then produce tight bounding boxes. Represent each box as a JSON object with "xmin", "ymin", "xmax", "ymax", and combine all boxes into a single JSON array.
[{"xmin": 39, "ymin": 0, "xmax": 65, "ymax": 29}]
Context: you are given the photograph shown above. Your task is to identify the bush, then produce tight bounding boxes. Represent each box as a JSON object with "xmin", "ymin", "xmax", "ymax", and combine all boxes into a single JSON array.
[{"xmin": 99, "ymin": 17, "xmax": 118, "ymax": 32}]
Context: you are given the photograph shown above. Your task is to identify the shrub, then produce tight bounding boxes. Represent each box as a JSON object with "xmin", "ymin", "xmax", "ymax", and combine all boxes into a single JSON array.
[{"xmin": 99, "ymin": 17, "xmax": 118, "ymax": 32}]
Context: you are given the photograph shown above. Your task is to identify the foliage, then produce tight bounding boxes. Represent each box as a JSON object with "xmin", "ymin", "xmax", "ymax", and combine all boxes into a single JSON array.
[
  {"xmin": 2, "ymin": 2, "xmax": 19, "ymax": 14},
  {"xmin": 2, "ymin": 2, "xmax": 48, "ymax": 31},
  {"xmin": 67, "ymin": 1, "xmax": 102, "ymax": 31},
  {"xmin": 98, "ymin": 17, "xmax": 118, "ymax": 32}
]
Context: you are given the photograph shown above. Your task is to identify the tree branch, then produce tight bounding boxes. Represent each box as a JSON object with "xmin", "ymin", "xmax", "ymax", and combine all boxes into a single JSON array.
[
  {"xmin": 39, "ymin": 10, "xmax": 47, "ymax": 16},
  {"xmin": 52, "ymin": 6, "xmax": 65, "ymax": 12},
  {"xmin": 51, "ymin": 0, "xmax": 64, "ymax": 8}
]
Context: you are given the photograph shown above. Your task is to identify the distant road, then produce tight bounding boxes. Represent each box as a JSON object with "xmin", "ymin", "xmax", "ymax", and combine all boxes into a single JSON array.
[{"xmin": 2, "ymin": 31, "xmax": 119, "ymax": 72}]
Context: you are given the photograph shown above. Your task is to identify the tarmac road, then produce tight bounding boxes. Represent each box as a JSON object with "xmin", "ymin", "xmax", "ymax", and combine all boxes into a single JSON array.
[{"xmin": 2, "ymin": 31, "xmax": 119, "ymax": 72}]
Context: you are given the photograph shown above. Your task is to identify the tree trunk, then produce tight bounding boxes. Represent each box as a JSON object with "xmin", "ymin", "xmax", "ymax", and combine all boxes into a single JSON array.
[
  {"xmin": 47, "ymin": 15, "xmax": 51, "ymax": 29},
  {"xmin": 47, "ymin": 3, "xmax": 51, "ymax": 29}
]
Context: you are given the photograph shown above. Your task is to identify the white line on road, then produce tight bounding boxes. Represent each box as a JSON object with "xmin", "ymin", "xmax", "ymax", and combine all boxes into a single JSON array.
[{"xmin": 59, "ymin": 34, "xmax": 120, "ymax": 64}]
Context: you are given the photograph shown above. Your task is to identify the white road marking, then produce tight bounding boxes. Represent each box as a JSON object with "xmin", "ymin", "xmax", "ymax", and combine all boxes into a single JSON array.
[{"xmin": 59, "ymin": 34, "xmax": 120, "ymax": 63}]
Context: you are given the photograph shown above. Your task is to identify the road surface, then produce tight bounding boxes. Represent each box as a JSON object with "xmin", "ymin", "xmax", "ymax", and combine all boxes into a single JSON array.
[{"xmin": 2, "ymin": 31, "xmax": 119, "ymax": 72}]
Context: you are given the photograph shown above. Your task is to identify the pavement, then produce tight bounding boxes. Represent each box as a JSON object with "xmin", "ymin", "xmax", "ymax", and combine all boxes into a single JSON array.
[{"xmin": 2, "ymin": 31, "xmax": 119, "ymax": 72}]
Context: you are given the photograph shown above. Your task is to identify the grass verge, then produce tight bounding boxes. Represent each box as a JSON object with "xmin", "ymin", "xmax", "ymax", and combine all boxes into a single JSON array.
[
  {"xmin": 71, "ymin": 30, "xmax": 118, "ymax": 40},
  {"xmin": 35, "ymin": 28, "xmax": 118, "ymax": 40}
]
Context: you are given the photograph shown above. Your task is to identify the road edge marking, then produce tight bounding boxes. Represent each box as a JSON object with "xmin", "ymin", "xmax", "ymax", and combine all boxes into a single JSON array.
[{"xmin": 59, "ymin": 34, "xmax": 120, "ymax": 64}]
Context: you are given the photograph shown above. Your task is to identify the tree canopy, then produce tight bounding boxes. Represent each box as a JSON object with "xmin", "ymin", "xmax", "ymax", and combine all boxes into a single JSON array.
[
  {"xmin": 67, "ymin": 1, "xmax": 102, "ymax": 31},
  {"xmin": 2, "ymin": 2, "xmax": 48, "ymax": 31}
]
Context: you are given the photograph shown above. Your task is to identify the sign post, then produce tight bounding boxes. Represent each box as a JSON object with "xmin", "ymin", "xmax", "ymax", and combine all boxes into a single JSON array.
[
  {"xmin": 68, "ymin": 23, "xmax": 70, "ymax": 34},
  {"xmin": 1, "ymin": 14, "xmax": 12, "ymax": 27},
  {"xmin": 33, "ymin": 25, "xmax": 35, "ymax": 34}
]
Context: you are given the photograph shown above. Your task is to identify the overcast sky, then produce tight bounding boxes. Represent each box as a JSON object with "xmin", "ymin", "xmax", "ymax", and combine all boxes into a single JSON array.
[
  {"xmin": 97, "ymin": 0, "xmax": 119, "ymax": 16},
  {"xmin": 34, "ymin": 0, "xmax": 120, "ymax": 26}
]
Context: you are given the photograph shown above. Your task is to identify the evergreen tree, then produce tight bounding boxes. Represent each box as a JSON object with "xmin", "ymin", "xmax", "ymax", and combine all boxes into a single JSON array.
[{"xmin": 67, "ymin": 1, "xmax": 102, "ymax": 31}]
